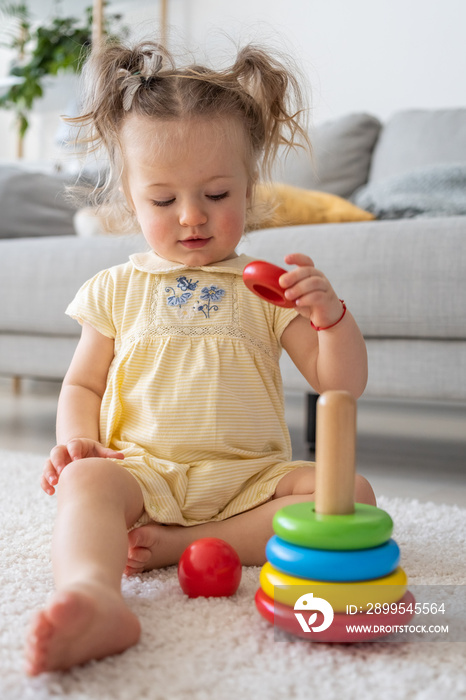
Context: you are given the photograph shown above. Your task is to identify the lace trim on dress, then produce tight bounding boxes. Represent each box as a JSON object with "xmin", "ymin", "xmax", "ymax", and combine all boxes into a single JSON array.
[{"xmin": 124, "ymin": 324, "xmax": 279, "ymax": 362}]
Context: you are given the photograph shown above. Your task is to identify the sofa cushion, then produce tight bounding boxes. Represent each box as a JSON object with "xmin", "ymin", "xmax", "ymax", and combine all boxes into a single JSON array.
[
  {"xmin": 368, "ymin": 109, "xmax": 466, "ymax": 183},
  {"xmin": 0, "ymin": 234, "xmax": 148, "ymax": 335},
  {"xmin": 0, "ymin": 166, "xmax": 78, "ymax": 239},
  {"xmin": 272, "ymin": 113, "xmax": 382, "ymax": 198},
  {"xmin": 253, "ymin": 182, "xmax": 374, "ymax": 227}
]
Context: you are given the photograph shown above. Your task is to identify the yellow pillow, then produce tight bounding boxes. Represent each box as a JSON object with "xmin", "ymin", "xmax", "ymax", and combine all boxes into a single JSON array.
[{"xmin": 254, "ymin": 182, "xmax": 375, "ymax": 228}]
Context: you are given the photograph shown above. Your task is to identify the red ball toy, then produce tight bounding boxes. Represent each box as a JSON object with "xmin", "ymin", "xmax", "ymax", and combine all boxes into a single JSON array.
[{"xmin": 178, "ymin": 538, "xmax": 242, "ymax": 598}]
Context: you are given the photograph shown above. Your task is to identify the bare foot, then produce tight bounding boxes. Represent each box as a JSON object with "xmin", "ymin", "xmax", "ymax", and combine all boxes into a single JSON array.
[
  {"xmin": 25, "ymin": 583, "xmax": 141, "ymax": 675},
  {"xmin": 126, "ymin": 523, "xmax": 187, "ymax": 574}
]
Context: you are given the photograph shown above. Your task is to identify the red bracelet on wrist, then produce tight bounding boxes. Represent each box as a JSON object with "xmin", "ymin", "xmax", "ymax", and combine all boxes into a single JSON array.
[{"xmin": 310, "ymin": 300, "xmax": 347, "ymax": 331}]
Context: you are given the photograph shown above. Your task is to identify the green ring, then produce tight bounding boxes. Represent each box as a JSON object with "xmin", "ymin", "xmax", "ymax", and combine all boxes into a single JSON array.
[{"xmin": 273, "ymin": 502, "xmax": 393, "ymax": 550}]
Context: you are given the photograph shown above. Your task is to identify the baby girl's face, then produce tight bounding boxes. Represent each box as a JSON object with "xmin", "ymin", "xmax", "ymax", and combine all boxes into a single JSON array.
[{"xmin": 121, "ymin": 115, "xmax": 252, "ymax": 266}]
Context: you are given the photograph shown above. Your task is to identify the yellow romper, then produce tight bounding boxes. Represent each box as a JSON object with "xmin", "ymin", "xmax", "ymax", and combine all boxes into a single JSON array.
[{"xmin": 66, "ymin": 251, "xmax": 314, "ymax": 526}]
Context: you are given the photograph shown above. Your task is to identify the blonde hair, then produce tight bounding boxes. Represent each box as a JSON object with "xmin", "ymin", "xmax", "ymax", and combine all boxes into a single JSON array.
[{"xmin": 67, "ymin": 39, "xmax": 311, "ymax": 232}]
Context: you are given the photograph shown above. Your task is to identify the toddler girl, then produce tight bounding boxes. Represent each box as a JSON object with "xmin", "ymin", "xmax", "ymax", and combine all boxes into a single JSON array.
[{"xmin": 26, "ymin": 40, "xmax": 374, "ymax": 675}]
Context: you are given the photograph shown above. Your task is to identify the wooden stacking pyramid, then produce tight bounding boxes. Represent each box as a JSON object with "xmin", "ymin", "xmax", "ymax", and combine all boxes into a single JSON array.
[{"xmin": 255, "ymin": 391, "xmax": 415, "ymax": 642}]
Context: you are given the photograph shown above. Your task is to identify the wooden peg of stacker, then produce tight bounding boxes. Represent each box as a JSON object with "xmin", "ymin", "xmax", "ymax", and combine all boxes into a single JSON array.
[{"xmin": 315, "ymin": 390, "xmax": 356, "ymax": 515}]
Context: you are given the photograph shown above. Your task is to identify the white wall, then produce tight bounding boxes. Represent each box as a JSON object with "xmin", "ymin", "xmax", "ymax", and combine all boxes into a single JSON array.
[
  {"xmin": 180, "ymin": 0, "xmax": 466, "ymax": 124},
  {"xmin": 1, "ymin": 0, "xmax": 465, "ymax": 162}
]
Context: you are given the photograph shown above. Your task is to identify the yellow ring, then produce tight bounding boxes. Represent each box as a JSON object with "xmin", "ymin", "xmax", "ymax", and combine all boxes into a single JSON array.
[{"xmin": 260, "ymin": 561, "xmax": 407, "ymax": 612}]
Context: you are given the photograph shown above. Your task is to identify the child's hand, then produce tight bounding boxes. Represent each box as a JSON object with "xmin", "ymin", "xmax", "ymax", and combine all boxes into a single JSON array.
[
  {"xmin": 279, "ymin": 253, "xmax": 343, "ymax": 329},
  {"xmin": 41, "ymin": 439, "xmax": 125, "ymax": 495}
]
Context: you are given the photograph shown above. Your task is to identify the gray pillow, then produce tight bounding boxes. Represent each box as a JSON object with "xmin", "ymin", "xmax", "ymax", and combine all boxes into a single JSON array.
[
  {"xmin": 354, "ymin": 163, "xmax": 466, "ymax": 219},
  {"xmin": 368, "ymin": 108, "xmax": 466, "ymax": 183},
  {"xmin": 272, "ymin": 113, "xmax": 382, "ymax": 198},
  {"xmin": 0, "ymin": 166, "xmax": 78, "ymax": 239}
]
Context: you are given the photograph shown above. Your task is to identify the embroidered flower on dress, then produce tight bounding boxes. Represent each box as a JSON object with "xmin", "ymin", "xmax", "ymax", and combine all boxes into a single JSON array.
[
  {"xmin": 165, "ymin": 276, "xmax": 199, "ymax": 309},
  {"xmin": 164, "ymin": 278, "xmax": 226, "ymax": 319},
  {"xmin": 166, "ymin": 290, "xmax": 192, "ymax": 307},
  {"xmin": 198, "ymin": 285, "xmax": 226, "ymax": 318},
  {"xmin": 200, "ymin": 286, "xmax": 226, "ymax": 302}
]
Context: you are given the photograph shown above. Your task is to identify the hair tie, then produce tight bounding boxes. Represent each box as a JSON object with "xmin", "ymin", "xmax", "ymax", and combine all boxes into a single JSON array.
[{"xmin": 118, "ymin": 52, "xmax": 163, "ymax": 111}]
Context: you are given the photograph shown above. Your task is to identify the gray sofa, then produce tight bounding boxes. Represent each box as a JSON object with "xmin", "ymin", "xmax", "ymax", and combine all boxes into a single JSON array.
[{"xmin": 1, "ymin": 109, "xmax": 466, "ymax": 410}]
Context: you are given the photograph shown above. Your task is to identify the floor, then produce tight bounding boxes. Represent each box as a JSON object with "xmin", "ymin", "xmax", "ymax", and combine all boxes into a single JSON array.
[{"xmin": 0, "ymin": 378, "xmax": 465, "ymax": 507}]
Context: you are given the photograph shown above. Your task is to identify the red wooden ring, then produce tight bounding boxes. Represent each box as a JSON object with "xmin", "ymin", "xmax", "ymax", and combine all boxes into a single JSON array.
[{"xmin": 243, "ymin": 260, "xmax": 295, "ymax": 308}]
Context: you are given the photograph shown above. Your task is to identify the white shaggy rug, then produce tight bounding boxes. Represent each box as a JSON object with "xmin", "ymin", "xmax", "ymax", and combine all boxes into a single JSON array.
[{"xmin": 1, "ymin": 449, "xmax": 465, "ymax": 700}]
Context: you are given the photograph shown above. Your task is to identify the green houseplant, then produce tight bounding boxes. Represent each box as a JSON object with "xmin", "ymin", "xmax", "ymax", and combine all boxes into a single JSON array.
[{"xmin": 0, "ymin": 1, "xmax": 127, "ymax": 144}]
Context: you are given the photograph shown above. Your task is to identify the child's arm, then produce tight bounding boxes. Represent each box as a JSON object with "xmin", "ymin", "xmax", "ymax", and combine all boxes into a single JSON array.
[
  {"xmin": 41, "ymin": 322, "xmax": 124, "ymax": 495},
  {"xmin": 280, "ymin": 253, "xmax": 368, "ymax": 398}
]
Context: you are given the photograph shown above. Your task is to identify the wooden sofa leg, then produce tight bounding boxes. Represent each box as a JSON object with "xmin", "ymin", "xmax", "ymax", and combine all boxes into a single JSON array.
[
  {"xmin": 12, "ymin": 376, "xmax": 21, "ymax": 394},
  {"xmin": 306, "ymin": 392, "xmax": 319, "ymax": 452}
]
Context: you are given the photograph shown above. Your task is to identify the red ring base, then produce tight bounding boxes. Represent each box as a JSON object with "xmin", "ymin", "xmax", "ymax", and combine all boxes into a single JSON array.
[{"xmin": 255, "ymin": 587, "xmax": 416, "ymax": 643}]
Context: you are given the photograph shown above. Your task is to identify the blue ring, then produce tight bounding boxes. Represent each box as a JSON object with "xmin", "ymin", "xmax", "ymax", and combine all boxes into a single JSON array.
[{"xmin": 266, "ymin": 535, "xmax": 400, "ymax": 582}]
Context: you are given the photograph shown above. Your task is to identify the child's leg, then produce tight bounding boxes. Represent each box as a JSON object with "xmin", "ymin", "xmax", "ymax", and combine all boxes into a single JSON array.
[
  {"xmin": 25, "ymin": 458, "xmax": 144, "ymax": 676},
  {"xmin": 126, "ymin": 467, "xmax": 376, "ymax": 573}
]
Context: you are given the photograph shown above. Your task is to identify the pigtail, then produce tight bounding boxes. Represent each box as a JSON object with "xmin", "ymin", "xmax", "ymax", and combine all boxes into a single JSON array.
[
  {"xmin": 63, "ymin": 41, "xmax": 175, "ymax": 229},
  {"xmin": 66, "ymin": 41, "xmax": 174, "ymax": 156},
  {"xmin": 231, "ymin": 45, "xmax": 311, "ymax": 178}
]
